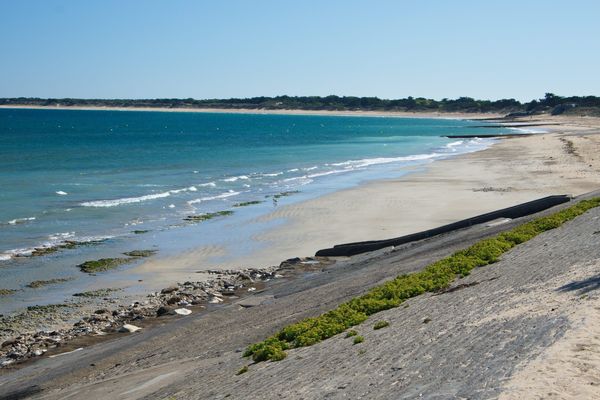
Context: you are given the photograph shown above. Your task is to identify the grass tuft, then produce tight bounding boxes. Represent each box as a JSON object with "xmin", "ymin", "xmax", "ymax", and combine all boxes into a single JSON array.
[
  {"xmin": 373, "ymin": 321, "xmax": 390, "ymax": 330},
  {"xmin": 243, "ymin": 197, "xmax": 600, "ymax": 362},
  {"xmin": 345, "ymin": 329, "xmax": 358, "ymax": 338},
  {"xmin": 236, "ymin": 365, "xmax": 249, "ymax": 375},
  {"xmin": 353, "ymin": 336, "xmax": 364, "ymax": 345}
]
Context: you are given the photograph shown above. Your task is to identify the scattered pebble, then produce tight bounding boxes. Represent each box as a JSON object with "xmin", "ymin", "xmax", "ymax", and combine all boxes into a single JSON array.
[
  {"xmin": 0, "ymin": 257, "xmax": 327, "ymax": 366},
  {"xmin": 119, "ymin": 324, "xmax": 141, "ymax": 333}
]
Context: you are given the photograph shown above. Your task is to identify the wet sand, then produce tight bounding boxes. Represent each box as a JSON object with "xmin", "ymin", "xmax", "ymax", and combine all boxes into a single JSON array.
[{"xmin": 133, "ymin": 114, "xmax": 600, "ymax": 285}]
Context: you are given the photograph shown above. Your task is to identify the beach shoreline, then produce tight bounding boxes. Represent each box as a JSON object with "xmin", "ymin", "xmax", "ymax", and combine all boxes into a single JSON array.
[
  {"xmin": 2, "ymin": 113, "xmax": 600, "ymax": 369},
  {"xmin": 0, "ymin": 104, "xmax": 505, "ymax": 120},
  {"xmin": 131, "ymin": 114, "xmax": 600, "ymax": 284}
]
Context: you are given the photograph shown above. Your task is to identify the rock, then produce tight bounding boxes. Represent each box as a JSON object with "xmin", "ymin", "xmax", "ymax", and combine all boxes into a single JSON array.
[
  {"xmin": 161, "ymin": 285, "xmax": 179, "ymax": 294},
  {"xmin": 174, "ymin": 308, "xmax": 192, "ymax": 316},
  {"xmin": 0, "ymin": 358, "xmax": 14, "ymax": 367},
  {"xmin": 208, "ymin": 297, "xmax": 223, "ymax": 304},
  {"xmin": 118, "ymin": 324, "xmax": 141, "ymax": 333},
  {"xmin": 166, "ymin": 296, "xmax": 181, "ymax": 305},
  {"xmin": 156, "ymin": 306, "xmax": 175, "ymax": 316},
  {"xmin": 1, "ymin": 339, "xmax": 16, "ymax": 348}
]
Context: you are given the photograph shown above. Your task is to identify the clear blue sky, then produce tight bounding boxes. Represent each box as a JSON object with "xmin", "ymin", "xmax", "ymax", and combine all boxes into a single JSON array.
[{"xmin": 1, "ymin": 0, "xmax": 599, "ymax": 101}]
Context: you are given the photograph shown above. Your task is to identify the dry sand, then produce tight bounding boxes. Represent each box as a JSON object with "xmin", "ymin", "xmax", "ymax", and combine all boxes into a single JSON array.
[
  {"xmin": 499, "ymin": 261, "xmax": 600, "ymax": 400},
  {"xmin": 134, "ymin": 115, "xmax": 600, "ymax": 284},
  {"xmin": 0, "ymin": 104, "xmax": 503, "ymax": 119}
]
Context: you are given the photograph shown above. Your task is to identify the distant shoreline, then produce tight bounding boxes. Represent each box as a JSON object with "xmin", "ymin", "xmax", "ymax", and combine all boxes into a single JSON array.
[{"xmin": 0, "ymin": 105, "xmax": 505, "ymax": 120}]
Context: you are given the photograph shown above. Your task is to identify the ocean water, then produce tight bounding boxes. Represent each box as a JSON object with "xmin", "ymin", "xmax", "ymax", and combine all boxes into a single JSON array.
[{"xmin": 0, "ymin": 109, "xmax": 509, "ymax": 312}]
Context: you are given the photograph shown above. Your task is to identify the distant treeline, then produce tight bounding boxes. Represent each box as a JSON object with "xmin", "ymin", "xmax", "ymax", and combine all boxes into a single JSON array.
[{"xmin": 1, "ymin": 93, "xmax": 599, "ymax": 115}]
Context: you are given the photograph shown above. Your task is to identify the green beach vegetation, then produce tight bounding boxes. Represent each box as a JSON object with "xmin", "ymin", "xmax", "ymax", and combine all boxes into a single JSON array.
[
  {"xmin": 236, "ymin": 366, "xmax": 249, "ymax": 375},
  {"xmin": 72, "ymin": 288, "xmax": 121, "ymax": 297},
  {"xmin": 0, "ymin": 289, "xmax": 16, "ymax": 296},
  {"xmin": 353, "ymin": 336, "xmax": 364, "ymax": 345},
  {"xmin": 243, "ymin": 198, "xmax": 600, "ymax": 363},
  {"xmin": 233, "ymin": 201, "xmax": 263, "ymax": 207},
  {"xmin": 345, "ymin": 330, "xmax": 358, "ymax": 338},
  {"xmin": 373, "ymin": 321, "xmax": 390, "ymax": 330},
  {"xmin": 184, "ymin": 210, "xmax": 234, "ymax": 222},
  {"xmin": 78, "ymin": 258, "xmax": 131, "ymax": 273},
  {"xmin": 26, "ymin": 278, "xmax": 74, "ymax": 288},
  {"xmin": 123, "ymin": 249, "xmax": 157, "ymax": 257},
  {"xmin": 77, "ymin": 249, "xmax": 157, "ymax": 273}
]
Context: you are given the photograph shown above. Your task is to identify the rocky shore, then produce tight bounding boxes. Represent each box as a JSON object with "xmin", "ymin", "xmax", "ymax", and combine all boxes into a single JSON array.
[{"xmin": 0, "ymin": 257, "xmax": 328, "ymax": 368}]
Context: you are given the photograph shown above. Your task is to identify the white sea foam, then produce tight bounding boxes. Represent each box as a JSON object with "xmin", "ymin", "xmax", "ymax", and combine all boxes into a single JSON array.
[
  {"xmin": 6, "ymin": 217, "xmax": 36, "ymax": 225},
  {"xmin": 47, "ymin": 232, "xmax": 75, "ymax": 241},
  {"xmin": 81, "ymin": 191, "xmax": 173, "ymax": 207},
  {"xmin": 170, "ymin": 186, "xmax": 198, "ymax": 194},
  {"xmin": 509, "ymin": 127, "xmax": 548, "ymax": 134},
  {"xmin": 281, "ymin": 176, "xmax": 314, "ymax": 185},
  {"xmin": 331, "ymin": 153, "xmax": 440, "ymax": 169},
  {"xmin": 223, "ymin": 175, "xmax": 250, "ymax": 182},
  {"xmin": 261, "ymin": 172, "xmax": 283, "ymax": 177},
  {"xmin": 0, "ymin": 233, "xmax": 113, "ymax": 262},
  {"xmin": 81, "ymin": 185, "xmax": 200, "ymax": 208},
  {"xmin": 445, "ymin": 140, "xmax": 464, "ymax": 148},
  {"xmin": 56, "ymin": 190, "xmax": 68, "ymax": 196},
  {"xmin": 187, "ymin": 190, "xmax": 241, "ymax": 205},
  {"xmin": 307, "ymin": 169, "xmax": 353, "ymax": 178},
  {"xmin": 197, "ymin": 182, "xmax": 216, "ymax": 187}
]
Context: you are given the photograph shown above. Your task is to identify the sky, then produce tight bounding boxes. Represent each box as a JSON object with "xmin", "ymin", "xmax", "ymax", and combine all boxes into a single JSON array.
[{"xmin": 1, "ymin": 0, "xmax": 599, "ymax": 101}]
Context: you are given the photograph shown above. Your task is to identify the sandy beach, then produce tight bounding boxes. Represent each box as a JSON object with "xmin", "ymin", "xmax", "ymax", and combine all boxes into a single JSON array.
[
  {"xmin": 133, "ymin": 114, "xmax": 600, "ymax": 284},
  {"xmin": 0, "ymin": 104, "xmax": 505, "ymax": 120},
  {"xmin": 2, "ymin": 112, "xmax": 600, "ymax": 399}
]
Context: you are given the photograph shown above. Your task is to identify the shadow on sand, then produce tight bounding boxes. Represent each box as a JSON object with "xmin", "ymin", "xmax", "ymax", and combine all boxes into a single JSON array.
[{"xmin": 558, "ymin": 275, "xmax": 600, "ymax": 294}]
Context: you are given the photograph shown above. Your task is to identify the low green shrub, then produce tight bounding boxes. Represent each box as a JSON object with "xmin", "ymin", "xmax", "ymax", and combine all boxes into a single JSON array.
[
  {"xmin": 345, "ymin": 330, "xmax": 358, "ymax": 338},
  {"xmin": 243, "ymin": 198, "xmax": 600, "ymax": 362},
  {"xmin": 373, "ymin": 321, "xmax": 390, "ymax": 330},
  {"xmin": 353, "ymin": 336, "xmax": 364, "ymax": 345}
]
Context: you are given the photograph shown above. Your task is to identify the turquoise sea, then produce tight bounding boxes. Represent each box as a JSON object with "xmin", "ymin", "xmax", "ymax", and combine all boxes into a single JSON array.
[{"xmin": 0, "ymin": 109, "xmax": 510, "ymax": 313}]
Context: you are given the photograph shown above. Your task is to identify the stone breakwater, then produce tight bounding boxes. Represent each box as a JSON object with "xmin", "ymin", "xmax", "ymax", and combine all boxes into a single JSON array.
[{"xmin": 0, "ymin": 257, "xmax": 327, "ymax": 368}]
